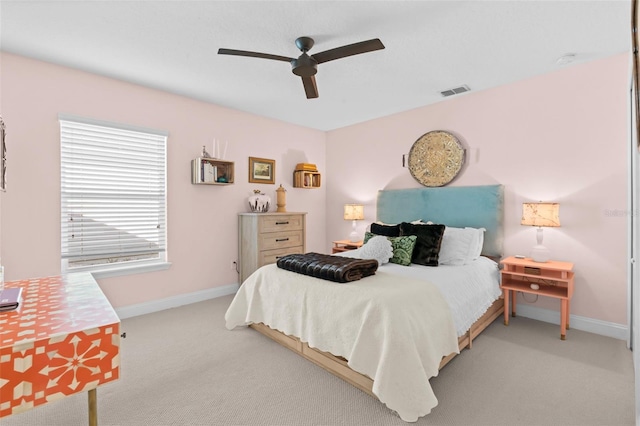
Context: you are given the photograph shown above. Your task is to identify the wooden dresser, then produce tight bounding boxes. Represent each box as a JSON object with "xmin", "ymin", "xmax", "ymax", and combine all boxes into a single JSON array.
[{"xmin": 238, "ymin": 212, "xmax": 307, "ymax": 283}]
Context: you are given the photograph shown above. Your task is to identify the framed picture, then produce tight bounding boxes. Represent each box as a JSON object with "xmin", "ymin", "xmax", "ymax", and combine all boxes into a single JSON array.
[
  {"xmin": 0, "ymin": 115, "xmax": 5, "ymax": 191},
  {"xmin": 249, "ymin": 157, "xmax": 275, "ymax": 184}
]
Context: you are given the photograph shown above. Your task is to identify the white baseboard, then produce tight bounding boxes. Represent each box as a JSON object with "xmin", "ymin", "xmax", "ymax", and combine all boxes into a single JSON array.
[
  {"xmin": 515, "ymin": 304, "xmax": 628, "ymax": 341},
  {"xmin": 115, "ymin": 283, "xmax": 239, "ymax": 319},
  {"xmin": 114, "ymin": 285, "xmax": 627, "ymax": 341}
]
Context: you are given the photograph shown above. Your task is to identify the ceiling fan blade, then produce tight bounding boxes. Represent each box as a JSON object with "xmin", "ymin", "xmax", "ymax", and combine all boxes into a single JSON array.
[
  {"xmin": 312, "ymin": 38, "xmax": 385, "ymax": 64},
  {"xmin": 218, "ymin": 48, "xmax": 293, "ymax": 62},
  {"xmin": 301, "ymin": 75, "xmax": 318, "ymax": 99}
]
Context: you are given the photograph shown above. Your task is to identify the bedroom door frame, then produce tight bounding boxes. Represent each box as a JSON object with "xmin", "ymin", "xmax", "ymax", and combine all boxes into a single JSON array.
[
  {"xmin": 627, "ymin": 24, "xmax": 640, "ymax": 424},
  {"xmin": 631, "ymin": 80, "xmax": 640, "ymax": 426}
]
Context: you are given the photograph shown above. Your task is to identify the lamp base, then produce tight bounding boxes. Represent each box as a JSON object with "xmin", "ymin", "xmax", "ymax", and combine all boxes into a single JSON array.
[
  {"xmin": 348, "ymin": 219, "xmax": 360, "ymax": 243},
  {"xmin": 530, "ymin": 244, "xmax": 550, "ymax": 263}
]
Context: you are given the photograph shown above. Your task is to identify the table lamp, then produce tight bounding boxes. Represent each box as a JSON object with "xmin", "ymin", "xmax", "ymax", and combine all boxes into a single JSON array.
[
  {"xmin": 344, "ymin": 204, "xmax": 364, "ymax": 243},
  {"xmin": 521, "ymin": 202, "xmax": 560, "ymax": 262}
]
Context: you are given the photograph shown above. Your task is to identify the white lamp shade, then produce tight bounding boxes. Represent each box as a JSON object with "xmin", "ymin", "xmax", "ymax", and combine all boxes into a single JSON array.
[
  {"xmin": 344, "ymin": 204, "xmax": 364, "ymax": 221},
  {"xmin": 521, "ymin": 203, "xmax": 560, "ymax": 227}
]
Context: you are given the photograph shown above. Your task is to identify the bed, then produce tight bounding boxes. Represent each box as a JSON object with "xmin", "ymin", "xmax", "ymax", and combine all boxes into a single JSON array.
[{"xmin": 225, "ymin": 184, "xmax": 504, "ymax": 422}]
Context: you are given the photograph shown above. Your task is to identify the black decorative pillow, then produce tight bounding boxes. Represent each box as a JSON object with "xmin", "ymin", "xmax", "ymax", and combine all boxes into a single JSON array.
[
  {"xmin": 399, "ymin": 222, "xmax": 445, "ymax": 266},
  {"xmin": 370, "ymin": 222, "xmax": 401, "ymax": 237}
]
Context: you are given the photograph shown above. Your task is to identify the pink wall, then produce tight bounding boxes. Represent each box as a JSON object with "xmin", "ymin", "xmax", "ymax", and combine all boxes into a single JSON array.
[
  {"xmin": 0, "ymin": 53, "xmax": 327, "ymax": 307},
  {"xmin": 0, "ymin": 51, "xmax": 630, "ymax": 325},
  {"xmin": 326, "ymin": 53, "xmax": 630, "ymax": 325}
]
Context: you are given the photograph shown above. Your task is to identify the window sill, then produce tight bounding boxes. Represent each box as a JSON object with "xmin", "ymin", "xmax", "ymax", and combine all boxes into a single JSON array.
[{"xmin": 66, "ymin": 261, "xmax": 172, "ymax": 280}]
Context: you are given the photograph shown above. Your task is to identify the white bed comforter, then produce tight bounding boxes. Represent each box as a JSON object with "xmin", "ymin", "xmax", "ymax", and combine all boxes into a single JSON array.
[
  {"xmin": 379, "ymin": 257, "xmax": 501, "ymax": 337},
  {"xmin": 225, "ymin": 263, "xmax": 459, "ymax": 422}
]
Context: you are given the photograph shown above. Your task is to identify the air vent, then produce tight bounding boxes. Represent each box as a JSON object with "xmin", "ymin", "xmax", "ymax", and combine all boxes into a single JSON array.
[{"xmin": 441, "ymin": 85, "xmax": 470, "ymax": 97}]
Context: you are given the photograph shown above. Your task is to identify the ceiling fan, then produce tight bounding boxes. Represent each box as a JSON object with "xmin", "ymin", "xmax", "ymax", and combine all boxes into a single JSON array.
[{"xmin": 218, "ymin": 36, "xmax": 385, "ymax": 99}]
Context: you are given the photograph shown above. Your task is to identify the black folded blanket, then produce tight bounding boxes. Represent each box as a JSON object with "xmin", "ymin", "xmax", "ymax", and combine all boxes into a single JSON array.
[{"xmin": 276, "ymin": 252, "xmax": 378, "ymax": 283}]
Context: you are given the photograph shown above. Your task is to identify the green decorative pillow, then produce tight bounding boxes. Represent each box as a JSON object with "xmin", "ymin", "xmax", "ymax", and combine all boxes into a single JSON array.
[{"xmin": 364, "ymin": 232, "xmax": 417, "ymax": 266}]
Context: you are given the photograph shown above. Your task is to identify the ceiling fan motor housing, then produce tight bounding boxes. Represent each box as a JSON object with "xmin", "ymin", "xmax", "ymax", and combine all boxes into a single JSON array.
[{"xmin": 291, "ymin": 53, "xmax": 318, "ymax": 77}]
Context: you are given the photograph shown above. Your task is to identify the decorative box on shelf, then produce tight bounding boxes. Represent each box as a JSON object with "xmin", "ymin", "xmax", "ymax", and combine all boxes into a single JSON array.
[
  {"xmin": 191, "ymin": 157, "xmax": 234, "ymax": 185},
  {"xmin": 293, "ymin": 163, "xmax": 321, "ymax": 189}
]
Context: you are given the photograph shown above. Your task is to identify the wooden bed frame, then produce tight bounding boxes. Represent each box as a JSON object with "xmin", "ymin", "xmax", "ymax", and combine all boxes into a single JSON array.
[{"xmin": 249, "ymin": 296, "xmax": 504, "ymax": 397}]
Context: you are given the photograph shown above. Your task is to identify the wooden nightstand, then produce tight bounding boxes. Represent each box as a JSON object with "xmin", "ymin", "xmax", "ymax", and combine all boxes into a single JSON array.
[
  {"xmin": 332, "ymin": 239, "xmax": 363, "ymax": 254},
  {"xmin": 500, "ymin": 256, "xmax": 575, "ymax": 340}
]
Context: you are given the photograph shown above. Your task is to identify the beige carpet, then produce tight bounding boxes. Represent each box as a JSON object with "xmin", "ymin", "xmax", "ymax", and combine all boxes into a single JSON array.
[{"xmin": 2, "ymin": 295, "xmax": 634, "ymax": 426}]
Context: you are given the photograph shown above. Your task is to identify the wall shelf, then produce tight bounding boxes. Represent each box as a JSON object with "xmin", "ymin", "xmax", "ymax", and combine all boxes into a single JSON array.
[
  {"xmin": 293, "ymin": 170, "xmax": 321, "ymax": 189},
  {"xmin": 191, "ymin": 157, "xmax": 234, "ymax": 185}
]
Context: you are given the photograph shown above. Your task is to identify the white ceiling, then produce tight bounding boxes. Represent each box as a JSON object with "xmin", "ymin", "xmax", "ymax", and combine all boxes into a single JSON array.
[{"xmin": 0, "ymin": 1, "xmax": 631, "ymax": 131}]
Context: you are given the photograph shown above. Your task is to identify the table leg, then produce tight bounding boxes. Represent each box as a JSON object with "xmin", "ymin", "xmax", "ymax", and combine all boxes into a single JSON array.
[
  {"xmin": 560, "ymin": 299, "xmax": 567, "ymax": 340},
  {"xmin": 511, "ymin": 290, "xmax": 517, "ymax": 317},
  {"xmin": 89, "ymin": 388, "xmax": 97, "ymax": 426},
  {"xmin": 566, "ymin": 299, "xmax": 571, "ymax": 330},
  {"xmin": 503, "ymin": 289, "xmax": 509, "ymax": 326}
]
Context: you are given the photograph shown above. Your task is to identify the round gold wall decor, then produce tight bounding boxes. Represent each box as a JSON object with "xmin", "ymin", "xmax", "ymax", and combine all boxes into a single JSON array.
[{"xmin": 407, "ymin": 131, "xmax": 465, "ymax": 187}]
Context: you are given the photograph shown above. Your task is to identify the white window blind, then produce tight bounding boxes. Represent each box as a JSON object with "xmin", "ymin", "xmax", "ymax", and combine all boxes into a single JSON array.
[{"xmin": 60, "ymin": 117, "xmax": 167, "ymax": 269}]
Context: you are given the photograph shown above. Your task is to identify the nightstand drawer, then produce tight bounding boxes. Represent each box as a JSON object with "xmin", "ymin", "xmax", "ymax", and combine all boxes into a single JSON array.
[
  {"xmin": 259, "ymin": 215, "xmax": 304, "ymax": 233},
  {"xmin": 260, "ymin": 246, "xmax": 304, "ymax": 266},
  {"xmin": 260, "ymin": 230, "xmax": 304, "ymax": 250}
]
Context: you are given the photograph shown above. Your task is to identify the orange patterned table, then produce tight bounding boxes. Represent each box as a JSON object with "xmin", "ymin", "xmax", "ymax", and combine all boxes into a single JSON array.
[{"xmin": 0, "ymin": 273, "xmax": 120, "ymax": 425}]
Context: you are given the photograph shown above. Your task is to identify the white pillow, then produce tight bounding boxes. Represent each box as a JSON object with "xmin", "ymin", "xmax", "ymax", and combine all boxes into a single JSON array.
[
  {"xmin": 473, "ymin": 228, "xmax": 485, "ymax": 259},
  {"xmin": 357, "ymin": 235, "xmax": 393, "ymax": 265},
  {"xmin": 337, "ymin": 235, "xmax": 393, "ymax": 265},
  {"xmin": 438, "ymin": 227, "xmax": 485, "ymax": 265}
]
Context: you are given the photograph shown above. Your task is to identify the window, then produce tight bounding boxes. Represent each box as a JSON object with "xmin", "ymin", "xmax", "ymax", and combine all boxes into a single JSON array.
[{"xmin": 60, "ymin": 115, "xmax": 167, "ymax": 275}]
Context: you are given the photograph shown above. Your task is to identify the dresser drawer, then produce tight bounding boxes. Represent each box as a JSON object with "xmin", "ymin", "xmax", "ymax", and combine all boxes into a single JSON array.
[
  {"xmin": 259, "ymin": 246, "xmax": 304, "ymax": 267},
  {"xmin": 259, "ymin": 215, "xmax": 304, "ymax": 233},
  {"xmin": 260, "ymin": 230, "xmax": 303, "ymax": 251},
  {"xmin": 239, "ymin": 212, "xmax": 307, "ymax": 284}
]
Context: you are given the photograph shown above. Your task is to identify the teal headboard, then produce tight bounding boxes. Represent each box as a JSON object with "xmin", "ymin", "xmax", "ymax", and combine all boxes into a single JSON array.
[{"xmin": 376, "ymin": 184, "xmax": 504, "ymax": 257}]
